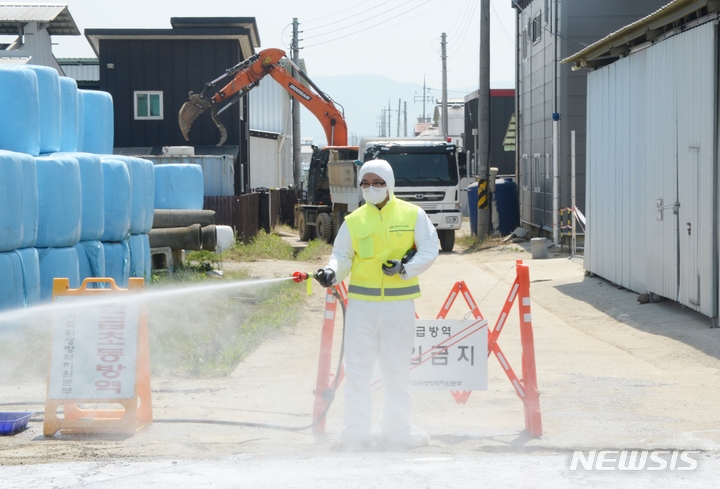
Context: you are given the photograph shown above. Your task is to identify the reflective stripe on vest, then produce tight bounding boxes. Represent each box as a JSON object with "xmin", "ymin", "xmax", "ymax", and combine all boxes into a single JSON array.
[
  {"xmin": 345, "ymin": 197, "xmax": 421, "ymax": 302},
  {"xmin": 348, "ymin": 284, "xmax": 421, "ymax": 297}
]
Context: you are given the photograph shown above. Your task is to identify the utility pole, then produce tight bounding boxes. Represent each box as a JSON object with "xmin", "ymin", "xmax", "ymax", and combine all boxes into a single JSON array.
[
  {"xmin": 388, "ymin": 99, "xmax": 391, "ymax": 138},
  {"xmin": 404, "ymin": 101, "xmax": 407, "ymax": 137},
  {"xmin": 397, "ymin": 99, "xmax": 401, "ymax": 137},
  {"xmin": 477, "ymin": 1, "xmax": 491, "ymax": 239},
  {"xmin": 414, "ymin": 76, "xmax": 433, "ymax": 123},
  {"xmin": 441, "ymin": 32, "xmax": 448, "ymax": 140},
  {"xmin": 291, "ymin": 18, "xmax": 302, "ymax": 188}
]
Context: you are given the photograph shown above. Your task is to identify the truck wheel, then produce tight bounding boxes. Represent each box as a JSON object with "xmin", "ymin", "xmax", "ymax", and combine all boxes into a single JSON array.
[
  {"xmin": 316, "ymin": 213, "xmax": 334, "ymax": 243},
  {"xmin": 298, "ymin": 213, "xmax": 314, "ymax": 241},
  {"xmin": 439, "ymin": 229, "xmax": 455, "ymax": 252}
]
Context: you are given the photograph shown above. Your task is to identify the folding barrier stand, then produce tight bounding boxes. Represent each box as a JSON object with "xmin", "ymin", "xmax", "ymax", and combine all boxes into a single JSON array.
[
  {"xmin": 312, "ymin": 283, "xmax": 348, "ymax": 436},
  {"xmin": 434, "ymin": 280, "xmax": 483, "ymax": 404},
  {"xmin": 43, "ymin": 277, "xmax": 153, "ymax": 437},
  {"xmin": 311, "ymin": 259, "xmax": 542, "ymax": 438}
]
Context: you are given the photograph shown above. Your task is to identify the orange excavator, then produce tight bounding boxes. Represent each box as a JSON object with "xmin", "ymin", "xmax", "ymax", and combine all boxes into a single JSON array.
[
  {"xmin": 178, "ymin": 48, "xmax": 359, "ymax": 243},
  {"xmin": 179, "ymin": 47, "xmax": 348, "ymax": 148}
]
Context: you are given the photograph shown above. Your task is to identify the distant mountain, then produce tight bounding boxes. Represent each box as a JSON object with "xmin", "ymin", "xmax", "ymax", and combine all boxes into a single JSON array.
[{"xmin": 300, "ymin": 74, "xmax": 452, "ymax": 147}]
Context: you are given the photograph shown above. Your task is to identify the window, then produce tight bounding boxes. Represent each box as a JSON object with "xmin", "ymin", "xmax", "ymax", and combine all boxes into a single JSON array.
[
  {"xmin": 134, "ymin": 91, "xmax": 163, "ymax": 120},
  {"xmin": 522, "ymin": 29, "xmax": 528, "ymax": 60},
  {"xmin": 544, "ymin": 0, "xmax": 551, "ymax": 25},
  {"xmin": 545, "ymin": 153, "xmax": 551, "ymax": 179},
  {"xmin": 532, "ymin": 13, "xmax": 542, "ymax": 43},
  {"xmin": 533, "ymin": 154, "xmax": 541, "ymax": 192}
]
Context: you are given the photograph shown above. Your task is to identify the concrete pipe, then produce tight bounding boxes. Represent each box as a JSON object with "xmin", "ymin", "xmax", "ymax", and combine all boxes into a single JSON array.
[
  {"xmin": 201, "ymin": 225, "xmax": 217, "ymax": 252},
  {"xmin": 152, "ymin": 209, "xmax": 216, "ymax": 228},
  {"xmin": 148, "ymin": 223, "xmax": 202, "ymax": 251}
]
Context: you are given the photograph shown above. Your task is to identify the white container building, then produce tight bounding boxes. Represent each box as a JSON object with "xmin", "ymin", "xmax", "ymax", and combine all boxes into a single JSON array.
[{"xmin": 564, "ymin": 0, "xmax": 720, "ymax": 322}]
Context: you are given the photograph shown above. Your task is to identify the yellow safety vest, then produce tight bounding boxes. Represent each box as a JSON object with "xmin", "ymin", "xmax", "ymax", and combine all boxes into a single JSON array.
[{"xmin": 344, "ymin": 197, "xmax": 421, "ymax": 301}]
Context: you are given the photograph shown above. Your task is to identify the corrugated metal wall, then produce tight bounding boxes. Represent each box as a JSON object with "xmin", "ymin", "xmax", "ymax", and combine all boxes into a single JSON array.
[
  {"xmin": 143, "ymin": 155, "xmax": 234, "ymax": 197},
  {"xmin": 585, "ymin": 21, "xmax": 717, "ymax": 318},
  {"xmin": 60, "ymin": 63, "xmax": 100, "ymax": 83},
  {"xmin": 249, "ymin": 79, "xmax": 291, "ymax": 134},
  {"xmin": 249, "ymin": 135, "xmax": 293, "ymax": 189},
  {"xmin": 248, "ymin": 80, "xmax": 293, "ymax": 189}
]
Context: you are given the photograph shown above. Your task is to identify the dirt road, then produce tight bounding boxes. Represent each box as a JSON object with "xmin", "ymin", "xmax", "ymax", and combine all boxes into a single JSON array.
[{"xmin": 2, "ymin": 238, "xmax": 720, "ymax": 486}]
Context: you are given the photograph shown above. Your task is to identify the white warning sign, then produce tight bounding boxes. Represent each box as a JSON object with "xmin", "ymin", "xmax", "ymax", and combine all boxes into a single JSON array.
[
  {"xmin": 408, "ymin": 318, "xmax": 488, "ymax": 391},
  {"xmin": 48, "ymin": 300, "xmax": 139, "ymax": 400}
]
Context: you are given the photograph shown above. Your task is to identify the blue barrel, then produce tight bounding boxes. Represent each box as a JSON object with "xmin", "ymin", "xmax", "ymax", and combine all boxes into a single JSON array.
[
  {"xmin": 80, "ymin": 90, "xmax": 114, "ymax": 155},
  {"xmin": 495, "ymin": 178, "xmax": 520, "ymax": 235},
  {"xmin": 25, "ymin": 65, "xmax": 62, "ymax": 154},
  {"xmin": 75, "ymin": 240, "xmax": 105, "ymax": 288},
  {"xmin": 104, "ymin": 241, "xmax": 130, "ymax": 288},
  {"xmin": 17, "ymin": 247, "xmax": 41, "ymax": 306},
  {"xmin": 154, "ymin": 164, "xmax": 204, "ymax": 210},
  {"xmin": 0, "ymin": 251, "xmax": 24, "ymax": 311},
  {"xmin": 59, "ymin": 76, "xmax": 79, "ymax": 152},
  {"xmin": 37, "ymin": 246, "xmax": 80, "ymax": 301},
  {"xmin": 0, "ymin": 65, "xmax": 40, "ymax": 156},
  {"xmin": 0, "ymin": 150, "xmax": 24, "ymax": 252},
  {"xmin": 467, "ymin": 182, "xmax": 478, "ymax": 236}
]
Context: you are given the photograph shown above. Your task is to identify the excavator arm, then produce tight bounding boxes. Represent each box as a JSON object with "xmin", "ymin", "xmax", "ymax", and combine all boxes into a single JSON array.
[{"xmin": 179, "ymin": 48, "xmax": 348, "ymax": 147}]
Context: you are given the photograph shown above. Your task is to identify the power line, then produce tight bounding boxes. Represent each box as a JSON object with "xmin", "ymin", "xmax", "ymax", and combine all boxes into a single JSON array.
[
  {"xmin": 303, "ymin": 0, "xmax": 419, "ymax": 41},
  {"xmin": 448, "ymin": 0, "xmax": 479, "ymax": 57},
  {"xmin": 303, "ymin": 0, "xmax": 434, "ymax": 49},
  {"xmin": 447, "ymin": 0, "xmax": 475, "ymax": 37},
  {"xmin": 303, "ymin": 1, "xmax": 399, "ymax": 32},
  {"xmin": 491, "ymin": 0, "xmax": 515, "ymax": 48}
]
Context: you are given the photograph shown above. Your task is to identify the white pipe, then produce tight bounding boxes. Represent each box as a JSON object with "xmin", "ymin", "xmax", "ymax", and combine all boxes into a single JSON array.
[
  {"xmin": 571, "ymin": 130, "xmax": 576, "ymax": 256},
  {"xmin": 553, "ymin": 118, "xmax": 559, "ymax": 246}
]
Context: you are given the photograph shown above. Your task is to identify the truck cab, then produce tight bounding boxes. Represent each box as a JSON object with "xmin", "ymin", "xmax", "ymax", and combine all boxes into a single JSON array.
[{"xmin": 361, "ymin": 138, "xmax": 464, "ymax": 251}]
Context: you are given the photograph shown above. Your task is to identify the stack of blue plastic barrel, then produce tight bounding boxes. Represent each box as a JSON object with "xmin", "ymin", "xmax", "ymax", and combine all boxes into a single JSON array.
[{"xmin": 0, "ymin": 64, "xmax": 155, "ymax": 310}]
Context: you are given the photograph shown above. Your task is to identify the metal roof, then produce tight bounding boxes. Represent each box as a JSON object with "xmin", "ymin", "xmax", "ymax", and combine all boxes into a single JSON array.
[
  {"xmin": 57, "ymin": 58, "xmax": 98, "ymax": 82},
  {"xmin": 85, "ymin": 26, "xmax": 257, "ymax": 58},
  {"xmin": 0, "ymin": 55, "xmax": 30, "ymax": 63},
  {"xmin": 562, "ymin": 0, "xmax": 719, "ymax": 70},
  {"xmin": 0, "ymin": 3, "xmax": 79, "ymax": 35}
]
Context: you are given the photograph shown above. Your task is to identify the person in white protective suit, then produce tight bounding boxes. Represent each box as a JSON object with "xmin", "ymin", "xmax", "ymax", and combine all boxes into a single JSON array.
[{"xmin": 314, "ymin": 159, "xmax": 439, "ymax": 449}]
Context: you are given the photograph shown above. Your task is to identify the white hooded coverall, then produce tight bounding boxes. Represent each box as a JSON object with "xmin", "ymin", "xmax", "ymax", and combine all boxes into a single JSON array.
[{"xmin": 325, "ymin": 159, "xmax": 438, "ymax": 442}]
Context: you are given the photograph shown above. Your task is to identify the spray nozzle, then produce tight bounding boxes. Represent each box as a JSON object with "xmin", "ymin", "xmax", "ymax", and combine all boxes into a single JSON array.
[
  {"xmin": 293, "ymin": 271, "xmax": 314, "ymax": 296},
  {"xmin": 292, "ymin": 271, "xmax": 310, "ymax": 282}
]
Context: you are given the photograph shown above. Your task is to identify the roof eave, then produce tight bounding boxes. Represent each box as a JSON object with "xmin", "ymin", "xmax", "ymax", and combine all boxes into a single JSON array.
[
  {"xmin": 562, "ymin": 0, "xmax": 715, "ymax": 67},
  {"xmin": 84, "ymin": 27, "xmax": 254, "ymax": 57}
]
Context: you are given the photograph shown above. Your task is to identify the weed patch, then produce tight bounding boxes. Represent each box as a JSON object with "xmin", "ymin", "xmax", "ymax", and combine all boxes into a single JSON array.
[
  {"xmin": 296, "ymin": 239, "xmax": 332, "ymax": 262},
  {"xmin": 224, "ymin": 231, "xmax": 295, "ymax": 262}
]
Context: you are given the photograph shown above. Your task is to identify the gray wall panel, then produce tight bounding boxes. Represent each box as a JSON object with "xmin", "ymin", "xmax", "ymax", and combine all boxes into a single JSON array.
[{"xmin": 585, "ymin": 21, "xmax": 717, "ymax": 317}]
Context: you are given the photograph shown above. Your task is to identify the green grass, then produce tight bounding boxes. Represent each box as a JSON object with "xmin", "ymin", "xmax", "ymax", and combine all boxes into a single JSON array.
[
  {"xmin": 457, "ymin": 234, "xmax": 510, "ymax": 253},
  {"xmin": 146, "ymin": 278, "xmax": 305, "ymax": 377},
  {"xmin": 143, "ymin": 228, "xmax": 330, "ymax": 377},
  {"xmin": 224, "ymin": 230, "xmax": 295, "ymax": 261},
  {"xmin": 296, "ymin": 239, "xmax": 333, "ymax": 262}
]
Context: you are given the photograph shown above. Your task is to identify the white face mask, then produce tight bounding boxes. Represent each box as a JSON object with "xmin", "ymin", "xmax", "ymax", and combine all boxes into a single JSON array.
[{"xmin": 362, "ymin": 186, "xmax": 388, "ymax": 205}]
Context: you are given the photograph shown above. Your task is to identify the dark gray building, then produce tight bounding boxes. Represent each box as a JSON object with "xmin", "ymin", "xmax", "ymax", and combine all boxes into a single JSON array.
[
  {"xmin": 463, "ymin": 89, "xmax": 515, "ymax": 177},
  {"xmin": 513, "ymin": 0, "xmax": 668, "ymax": 240},
  {"xmin": 85, "ymin": 17, "xmax": 259, "ymax": 192}
]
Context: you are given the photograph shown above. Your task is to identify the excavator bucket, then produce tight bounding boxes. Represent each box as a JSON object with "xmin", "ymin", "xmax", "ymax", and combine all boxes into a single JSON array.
[{"xmin": 178, "ymin": 93, "xmax": 228, "ymax": 146}]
